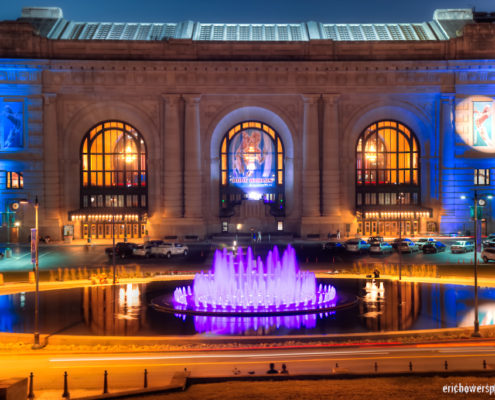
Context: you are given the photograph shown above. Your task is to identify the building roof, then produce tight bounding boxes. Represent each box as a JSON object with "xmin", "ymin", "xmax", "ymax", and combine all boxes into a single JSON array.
[{"xmin": 17, "ymin": 7, "xmax": 476, "ymax": 42}]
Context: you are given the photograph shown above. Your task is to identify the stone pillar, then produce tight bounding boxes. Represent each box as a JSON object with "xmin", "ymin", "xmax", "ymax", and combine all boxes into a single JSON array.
[
  {"xmin": 42, "ymin": 93, "xmax": 61, "ymax": 237},
  {"xmin": 183, "ymin": 95, "xmax": 202, "ymax": 219},
  {"xmin": 321, "ymin": 94, "xmax": 340, "ymax": 217},
  {"xmin": 302, "ymin": 95, "xmax": 320, "ymax": 218},
  {"xmin": 162, "ymin": 95, "xmax": 182, "ymax": 218}
]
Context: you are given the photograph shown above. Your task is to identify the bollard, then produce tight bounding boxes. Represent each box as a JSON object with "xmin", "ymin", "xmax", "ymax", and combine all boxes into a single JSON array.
[
  {"xmin": 103, "ymin": 370, "xmax": 108, "ymax": 394},
  {"xmin": 374, "ymin": 362, "xmax": 378, "ymax": 372},
  {"xmin": 409, "ymin": 361, "xmax": 413, "ymax": 372},
  {"xmin": 62, "ymin": 371, "xmax": 70, "ymax": 399},
  {"xmin": 144, "ymin": 369, "xmax": 148, "ymax": 388},
  {"xmin": 484, "ymin": 360, "xmax": 487, "ymax": 369},
  {"xmin": 444, "ymin": 360, "xmax": 448, "ymax": 370},
  {"xmin": 0, "ymin": 273, "xmax": 3, "ymax": 285},
  {"xmin": 58, "ymin": 268, "xmax": 62, "ymax": 282},
  {"xmin": 335, "ymin": 363, "xmax": 339, "ymax": 368},
  {"xmin": 27, "ymin": 372, "xmax": 35, "ymax": 399}
]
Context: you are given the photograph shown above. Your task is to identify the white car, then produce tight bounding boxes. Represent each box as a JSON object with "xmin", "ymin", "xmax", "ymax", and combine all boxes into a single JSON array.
[
  {"xmin": 345, "ymin": 239, "xmax": 370, "ymax": 253},
  {"xmin": 133, "ymin": 244, "xmax": 152, "ymax": 258},
  {"xmin": 415, "ymin": 237, "xmax": 435, "ymax": 250},
  {"xmin": 482, "ymin": 248, "xmax": 495, "ymax": 263},
  {"xmin": 451, "ymin": 241, "xmax": 474, "ymax": 253},
  {"xmin": 151, "ymin": 242, "xmax": 189, "ymax": 258},
  {"xmin": 369, "ymin": 242, "xmax": 393, "ymax": 254}
]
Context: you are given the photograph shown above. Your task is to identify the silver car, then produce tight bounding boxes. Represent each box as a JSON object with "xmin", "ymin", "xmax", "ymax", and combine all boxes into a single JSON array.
[
  {"xmin": 369, "ymin": 242, "xmax": 393, "ymax": 254},
  {"xmin": 451, "ymin": 240, "xmax": 474, "ymax": 253}
]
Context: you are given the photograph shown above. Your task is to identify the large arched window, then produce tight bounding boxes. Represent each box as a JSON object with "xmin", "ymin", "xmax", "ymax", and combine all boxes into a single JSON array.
[
  {"xmin": 219, "ymin": 121, "xmax": 285, "ymax": 217},
  {"xmin": 356, "ymin": 120, "xmax": 419, "ymax": 206},
  {"xmin": 80, "ymin": 121, "xmax": 147, "ymax": 210}
]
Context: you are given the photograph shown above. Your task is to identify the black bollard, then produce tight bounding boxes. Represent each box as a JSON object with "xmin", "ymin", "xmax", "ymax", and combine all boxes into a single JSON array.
[
  {"xmin": 484, "ymin": 360, "xmax": 487, "ymax": 369},
  {"xmin": 409, "ymin": 361, "xmax": 413, "ymax": 372},
  {"xmin": 103, "ymin": 370, "xmax": 108, "ymax": 394},
  {"xmin": 335, "ymin": 363, "xmax": 339, "ymax": 368},
  {"xmin": 444, "ymin": 360, "xmax": 448, "ymax": 370},
  {"xmin": 27, "ymin": 372, "xmax": 35, "ymax": 400},
  {"xmin": 62, "ymin": 371, "xmax": 70, "ymax": 399},
  {"xmin": 374, "ymin": 362, "xmax": 378, "ymax": 373},
  {"xmin": 144, "ymin": 369, "xmax": 148, "ymax": 388}
]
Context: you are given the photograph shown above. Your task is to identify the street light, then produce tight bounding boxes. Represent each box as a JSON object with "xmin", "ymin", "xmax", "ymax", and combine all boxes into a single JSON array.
[
  {"xmin": 461, "ymin": 190, "xmax": 493, "ymax": 338},
  {"xmin": 398, "ymin": 192, "xmax": 404, "ymax": 281},
  {"xmin": 20, "ymin": 196, "xmax": 42, "ymax": 349}
]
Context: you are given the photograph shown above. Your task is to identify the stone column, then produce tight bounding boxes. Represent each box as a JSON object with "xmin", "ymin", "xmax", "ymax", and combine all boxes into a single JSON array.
[
  {"xmin": 162, "ymin": 95, "xmax": 182, "ymax": 218},
  {"xmin": 439, "ymin": 93, "xmax": 457, "ymax": 231},
  {"xmin": 302, "ymin": 94, "xmax": 320, "ymax": 218},
  {"xmin": 42, "ymin": 93, "xmax": 61, "ymax": 235},
  {"xmin": 183, "ymin": 94, "xmax": 203, "ymax": 219},
  {"xmin": 321, "ymin": 94, "xmax": 340, "ymax": 217}
]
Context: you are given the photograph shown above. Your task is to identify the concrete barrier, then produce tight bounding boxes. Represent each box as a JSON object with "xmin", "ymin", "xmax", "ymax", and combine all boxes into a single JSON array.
[{"xmin": 0, "ymin": 377, "xmax": 27, "ymax": 400}]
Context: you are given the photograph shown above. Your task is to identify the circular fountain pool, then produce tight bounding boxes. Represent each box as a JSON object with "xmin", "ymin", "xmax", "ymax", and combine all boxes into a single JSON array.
[{"xmin": 153, "ymin": 246, "xmax": 354, "ymax": 316}]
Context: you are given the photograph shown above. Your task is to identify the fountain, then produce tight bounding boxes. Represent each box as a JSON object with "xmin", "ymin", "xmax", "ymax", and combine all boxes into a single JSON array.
[{"xmin": 171, "ymin": 245, "xmax": 338, "ymax": 316}]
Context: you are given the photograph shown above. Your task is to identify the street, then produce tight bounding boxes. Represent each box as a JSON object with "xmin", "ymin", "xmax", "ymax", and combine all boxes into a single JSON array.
[{"xmin": 5, "ymin": 341, "xmax": 495, "ymax": 399}]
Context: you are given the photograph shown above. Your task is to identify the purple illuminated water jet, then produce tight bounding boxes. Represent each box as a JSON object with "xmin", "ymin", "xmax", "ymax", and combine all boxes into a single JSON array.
[{"xmin": 173, "ymin": 245, "xmax": 337, "ymax": 313}]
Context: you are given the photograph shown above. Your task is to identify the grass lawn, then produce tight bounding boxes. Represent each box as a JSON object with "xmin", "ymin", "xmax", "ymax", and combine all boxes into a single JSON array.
[{"xmin": 130, "ymin": 376, "xmax": 495, "ymax": 400}]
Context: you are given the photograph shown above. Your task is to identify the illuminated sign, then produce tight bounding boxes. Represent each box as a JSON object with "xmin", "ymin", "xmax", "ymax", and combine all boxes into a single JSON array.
[
  {"xmin": 456, "ymin": 96, "xmax": 495, "ymax": 153},
  {"xmin": 228, "ymin": 129, "xmax": 276, "ymax": 189}
]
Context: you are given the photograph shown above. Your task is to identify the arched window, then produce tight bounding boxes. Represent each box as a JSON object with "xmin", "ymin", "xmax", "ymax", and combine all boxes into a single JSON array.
[
  {"xmin": 219, "ymin": 121, "xmax": 285, "ymax": 216},
  {"xmin": 356, "ymin": 120, "xmax": 420, "ymax": 207},
  {"xmin": 80, "ymin": 121, "xmax": 147, "ymax": 210}
]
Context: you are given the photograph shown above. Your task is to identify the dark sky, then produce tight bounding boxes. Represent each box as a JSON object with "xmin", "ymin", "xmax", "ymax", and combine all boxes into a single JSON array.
[{"xmin": 1, "ymin": 0, "xmax": 494, "ymax": 24}]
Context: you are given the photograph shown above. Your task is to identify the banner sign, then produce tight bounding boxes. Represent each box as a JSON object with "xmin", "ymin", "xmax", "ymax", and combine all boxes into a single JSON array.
[{"xmin": 31, "ymin": 228, "xmax": 37, "ymax": 264}]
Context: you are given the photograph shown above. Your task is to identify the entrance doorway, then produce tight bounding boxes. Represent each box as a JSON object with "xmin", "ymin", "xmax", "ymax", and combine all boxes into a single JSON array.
[{"xmin": 361, "ymin": 219, "xmax": 419, "ymax": 237}]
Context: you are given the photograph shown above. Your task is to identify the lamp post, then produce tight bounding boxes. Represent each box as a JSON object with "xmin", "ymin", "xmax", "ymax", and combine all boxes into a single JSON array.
[
  {"xmin": 112, "ymin": 210, "xmax": 116, "ymax": 285},
  {"xmin": 461, "ymin": 190, "xmax": 493, "ymax": 338},
  {"xmin": 398, "ymin": 192, "xmax": 404, "ymax": 281},
  {"xmin": 21, "ymin": 197, "xmax": 41, "ymax": 349}
]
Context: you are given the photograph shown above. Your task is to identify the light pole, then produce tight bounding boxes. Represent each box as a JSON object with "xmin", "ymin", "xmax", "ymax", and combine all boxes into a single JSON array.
[
  {"xmin": 461, "ymin": 190, "xmax": 493, "ymax": 338},
  {"xmin": 21, "ymin": 197, "xmax": 42, "ymax": 349},
  {"xmin": 112, "ymin": 211, "xmax": 116, "ymax": 285},
  {"xmin": 398, "ymin": 192, "xmax": 404, "ymax": 281}
]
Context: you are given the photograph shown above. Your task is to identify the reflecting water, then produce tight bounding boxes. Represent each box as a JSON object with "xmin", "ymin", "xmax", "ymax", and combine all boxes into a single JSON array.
[{"xmin": 0, "ymin": 279, "xmax": 494, "ymax": 336}]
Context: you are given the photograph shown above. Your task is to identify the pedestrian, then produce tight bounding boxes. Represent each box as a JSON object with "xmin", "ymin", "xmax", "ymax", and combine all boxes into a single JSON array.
[
  {"xmin": 257, "ymin": 231, "xmax": 262, "ymax": 242},
  {"xmin": 336, "ymin": 229, "xmax": 341, "ymax": 239}
]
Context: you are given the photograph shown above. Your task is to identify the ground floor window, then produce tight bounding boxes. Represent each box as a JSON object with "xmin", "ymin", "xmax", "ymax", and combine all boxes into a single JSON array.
[{"xmin": 81, "ymin": 222, "xmax": 145, "ymax": 239}]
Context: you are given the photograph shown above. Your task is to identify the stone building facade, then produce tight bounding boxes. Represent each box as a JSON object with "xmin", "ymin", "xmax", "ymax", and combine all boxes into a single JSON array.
[{"xmin": 1, "ymin": 7, "xmax": 495, "ymax": 241}]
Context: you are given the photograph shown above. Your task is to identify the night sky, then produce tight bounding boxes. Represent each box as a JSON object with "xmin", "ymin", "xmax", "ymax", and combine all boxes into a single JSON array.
[{"xmin": 1, "ymin": 0, "xmax": 494, "ymax": 24}]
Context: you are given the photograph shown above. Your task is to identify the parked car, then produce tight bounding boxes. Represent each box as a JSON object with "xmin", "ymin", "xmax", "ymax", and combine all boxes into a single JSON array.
[
  {"xmin": 367, "ymin": 236, "xmax": 384, "ymax": 244},
  {"xmin": 323, "ymin": 241, "xmax": 345, "ymax": 253},
  {"xmin": 451, "ymin": 240, "xmax": 475, "ymax": 253},
  {"xmin": 105, "ymin": 242, "xmax": 138, "ymax": 259},
  {"xmin": 398, "ymin": 240, "xmax": 418, "ymax": 253},
  {"xmin": 369, "ymin": 241, "xmax": 393, "ymax": 254},
  {"xmin": 133, "ymin": 244, "xmax": 152, "ymax": 258},
  {"xmin": 415, "ymin": 237, "xmax": 435, "ymax": 250},
  {"xmin": 344, "ymin": 239, "xmax": 370, "ymax": 253},
  {"xmin": 146, "ymin": 240, "xmax": 165, "ymax": 248},
  {"xmin": 422, "ymin": 241, "xmax": 446, "ymax": 254},
  {"xmin": 483, "ymin": 239, "xmax": 495, "ymax": 248},
  {"xmin": 392, "ymin": 238, "xmax": 413, "ymax": 249},
  {"xmin": 482, "ymin": 247, "xmax": 495, "ymax": 263},
  {"xmin": 483, "ymin": 233, "xmax": 495, "ymax": 246},
  {"xmin": 151, "ymin": 242, "xmax": 189, "ymax": 258}
]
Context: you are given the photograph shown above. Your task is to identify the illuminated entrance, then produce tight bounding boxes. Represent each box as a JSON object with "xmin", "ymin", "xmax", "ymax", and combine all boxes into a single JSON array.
[
  {"xmin": 355, "ymin": 120, "xmax": 431, "ymax": 237},
  {"xmin": 69, "ymin": 121, "xmax": 148, "ymax": 239},
  {"xmin": 219, "ymin": 121, "xmax": 285, "ymax": 218}
]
